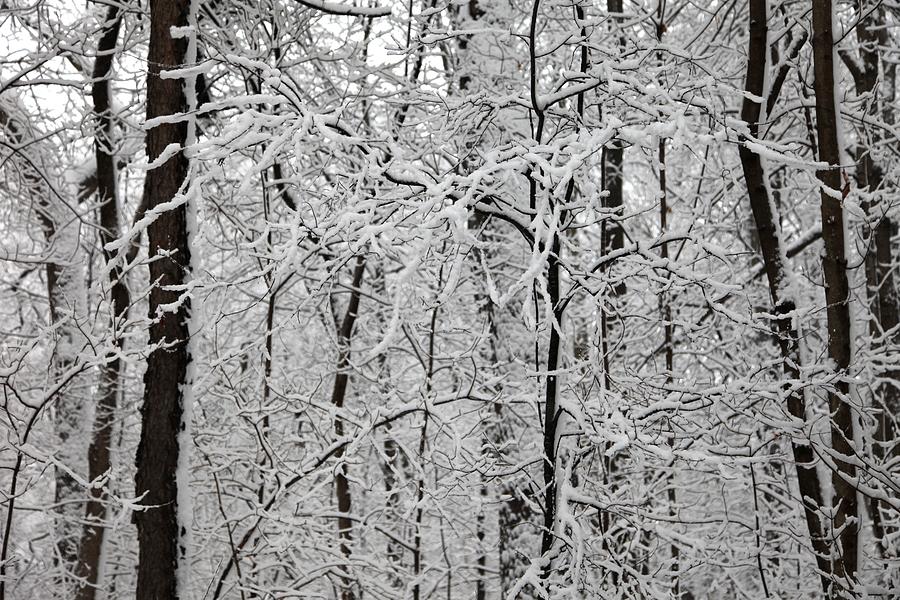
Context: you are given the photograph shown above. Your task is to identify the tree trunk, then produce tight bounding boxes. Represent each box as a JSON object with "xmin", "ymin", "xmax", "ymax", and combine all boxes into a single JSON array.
[
  {"xmin": 738, "ymin": 1, "xmax": 832, "ymax": 594},
  {"xmin": 811, "ymin": 2, "xmax": 858, "ymax": 595},
  {"xmin": 74, "ymin": 6, "xmax": 126, "ymax": 600},
  {"xmin": 658, "ymin": 137, "xmax": 681, "ymax": 596},
  {"xmin": 604, "ymin": 0, "xmax": 625, "ymax": 294},
  {"xmin": 850, "ymin": 1, "xmax": 899, "ymax": 556},
  {"xmin": 330, "ymin": 255, "xmax": 366, "ymax": 600},
  {"xmin": 538, "ymin": 233, "xmax": 562, "ymax": 581},
  {"xmin": 134, "ymin": 0, "xmax": 194, "ymax": 598},
  {"xmin": 0, "ymin": 99, "xmax": 88, "ymax": 583}
]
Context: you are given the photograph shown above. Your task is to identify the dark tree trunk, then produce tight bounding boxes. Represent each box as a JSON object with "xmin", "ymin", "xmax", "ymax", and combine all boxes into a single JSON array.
[
  {"xmin": 413, "ymin": 291, "xmax": 441, "ymax": 600},
  {"xmin": 657, "ymin": 138, "xmax": 681, "ymax": 596},
  {"xmin": 134, "ymin": 0, "xmax": 193, "ymax": 598},
  {"xmin": 331, "ymin": 255, "xmax": 366, "ymax": 600},
  {"xmin": 811, "ymin": 1, "xmax": 858, "ymax": 594},
  {"xmin": 738, "ymin": 1, "xmax": 833, "ymax": 594},
  {"xmin": 74, "ymin": 6, "xmax": 126, "ymax": 600},
  {"xmin": 538, "ymin": 234, "xmax": 562, "ymax": 580},
  {"xmin": 850, "ymin": 1, "xmax": 899, "ymax": 555},
  {"xmin": 604, "ymin": 0, "xmax": 625, "ymax": 294}
]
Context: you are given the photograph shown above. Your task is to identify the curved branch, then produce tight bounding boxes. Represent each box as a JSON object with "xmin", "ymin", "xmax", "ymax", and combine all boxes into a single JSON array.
[{"xmin": 296, "ymin": 0, "xmax": 391, "ymax": 17}]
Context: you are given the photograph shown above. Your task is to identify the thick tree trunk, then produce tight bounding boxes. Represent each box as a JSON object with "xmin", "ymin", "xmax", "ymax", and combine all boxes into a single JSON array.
[
  {"xmin": 74, "ymin": 6, "xmax": 126, "ymax": 600},
  {"xmin": 811, "ymin": 2, "xmax": 858, "ymax": 595},
  {"xmin": 134, "ymin": 0, "xmax": 194, "ymax": 598},
  {"xmin": 738, "ymin": 1, "xmax": 832, "ymax": 594}
]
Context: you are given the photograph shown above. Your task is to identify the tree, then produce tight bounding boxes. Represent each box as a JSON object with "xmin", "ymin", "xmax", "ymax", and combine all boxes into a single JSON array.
[
  {"xmin": 738, "ymin": 1, "xmax": 830, "ymax": 593},
  {"xmin": 74, "ymin": 6, "xmax": 127, "ymax": 599},
  {"xmin": 133, "ymin": 0, "xmax": 197, "ymax": 597},
  {"xmin": 810, "ymin": 2, "xmax": 859, "ymax": 595},
  {"xmin": 2, "ymin": 1, "xmax": 899, "ymax": 599}
]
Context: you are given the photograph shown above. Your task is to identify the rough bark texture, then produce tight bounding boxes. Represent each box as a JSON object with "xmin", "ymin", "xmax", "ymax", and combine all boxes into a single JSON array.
[
  {"xmin": 134, "ymin": 0, "xmax": 192, "ymax": 598},
  {"xmin": 74, "ymin": 6, "xmax": 125, "ymax": 600},
  {"xmin": 738, "ymin": 1, "xmax": 832, "ymax": 593},
  {"xmin": 810, "ymin": 2, "xmax": 858, "ymax": 594}
]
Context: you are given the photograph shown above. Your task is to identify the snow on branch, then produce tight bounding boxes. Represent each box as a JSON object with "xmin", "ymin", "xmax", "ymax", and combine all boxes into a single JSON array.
[{"xmin": 295, "ymin": 0, "xmax": 392, "ymax": 17}]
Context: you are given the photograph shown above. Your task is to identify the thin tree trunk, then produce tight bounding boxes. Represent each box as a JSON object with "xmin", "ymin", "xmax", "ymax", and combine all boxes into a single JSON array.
[
  {"xmin": 454, "ymin": 2, "xmax": 502, "ymax": 595},
  {"xmin": 0, "ymin": 99, "xmax": 88, "ymax": 581},
  {"xmin": 413, "ymin": 282, "xmax": 441, "ymax": 600},
  {"xmin": 850, "ymin": 1, "xmax": 899, "ymax": 555},
  {"xmin": 810, "ymin": 2, "xmax": 858, "ymax": 595},
  {"xmin": 134, "ymin": 0, "xmax": 194, "ymax": 597},
  {"xmin": 74, "ymin": 6, "xmax": 125, "ymax": 599},
  {"xmin": 594, "ymin": 1, "xmax": 634, "ymax": 584},
  {"xmin": 604, "ymin": 0, "xmax": 626, "ymax": 294},
  {"xmin": 330, "ymin": 255, "xmax": 366, "ymax": 600},
  {"xmin": 657, "ymin": 137, "xmax": 681, "ymax": 596},
  {"xmin": 738, "ymin": 2, "xmax": 832, "ymax": 593}
]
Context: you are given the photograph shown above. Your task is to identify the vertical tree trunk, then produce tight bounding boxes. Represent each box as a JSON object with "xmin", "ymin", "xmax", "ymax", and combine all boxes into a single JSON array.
[
  {"xmin": 538, "ymin": 233, "xmax": 563, "ymax": 581},
  {"xmin": 74, "ymin": 6, "xmax": 125, "ymax": 600},
  {"xmin": 594, "ymin": 1, "xmax": 632, "ymax": 583},
  {"xmin": 0, "ymin": 100, "xmax": 88, "ymax": 584},
  {"xmin": 49, "ymin": 232, "xmax": 88, "ymax": 574},
  {"xmin": 330, "ymin": 255, "xmax": 366, "ymax": 600},
  {"xmin": 810, "ymin": 2, "xmax": 858, "ymax": 595},
  {"xmin": 738, "ymin": 2, "xmax": 832, "ymax": 594},
  {"xmin": 658, "ymin": 137, "xmax": 681, "ymax": 596},
  {"xmin": 850, "ymin": 1, "xmax": 899, "ymax": 555},
  {"xmin": 604, "ymin": 0, "xmax": 625, "ymax": 290},
  {"xmin": 413, "ymin": 286, "xmax": 442, "ymax": 600},
  {"xmin": 134, "ymin": 0, "xmax": 194, "ymax": 598}
]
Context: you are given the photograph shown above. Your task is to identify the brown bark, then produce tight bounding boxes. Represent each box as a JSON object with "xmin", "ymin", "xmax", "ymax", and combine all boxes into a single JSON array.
[
  {"xmin": 134, "ymin": 0, "xmax": 193, "ymax": 598},
  {"xmin": 811, "ymin": 1, "xmax": 858, "ymax": 594},
  {"xmin": 74, "ymin": 6, "xmax": 125, "ymax": 600}
]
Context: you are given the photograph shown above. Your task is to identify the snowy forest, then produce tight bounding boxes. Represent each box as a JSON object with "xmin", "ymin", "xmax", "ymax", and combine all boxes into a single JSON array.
[{"xmin": 1, "ymin": 0, "xmax": 899, "ymax": 598}]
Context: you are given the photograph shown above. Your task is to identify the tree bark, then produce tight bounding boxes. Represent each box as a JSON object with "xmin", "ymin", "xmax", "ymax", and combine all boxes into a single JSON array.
[
  {"xmin": 330, "ymin": 255, "xmax": 366, "ymax": 600},
  {"xmin": 810, "ymin": 2, "xmax": 859, "ymax": 595},
  {"xmin": 658, "ymin": 137, "xmax": 682, "ymax": 596},
  {"xmin": 0, "ymin": 98, "xmax": 88, "ymax": 581},
  {"xmin": 849, "ymin": 1, "xmax": 899, "ymax": 556},
  {"xmin": 74, "ymin": 6, "xmax": 126, "ymax": 599},
  {"xmin": 604, "ymin": 0, "xmax": 626, "ymax": 294},
  {"xmin": 134, "ymin": 0, "xmax": 194, "ymax": 598},
  {"xmin": 738, "ymin": 1, "xmax": 833, "ymax": 593}
]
